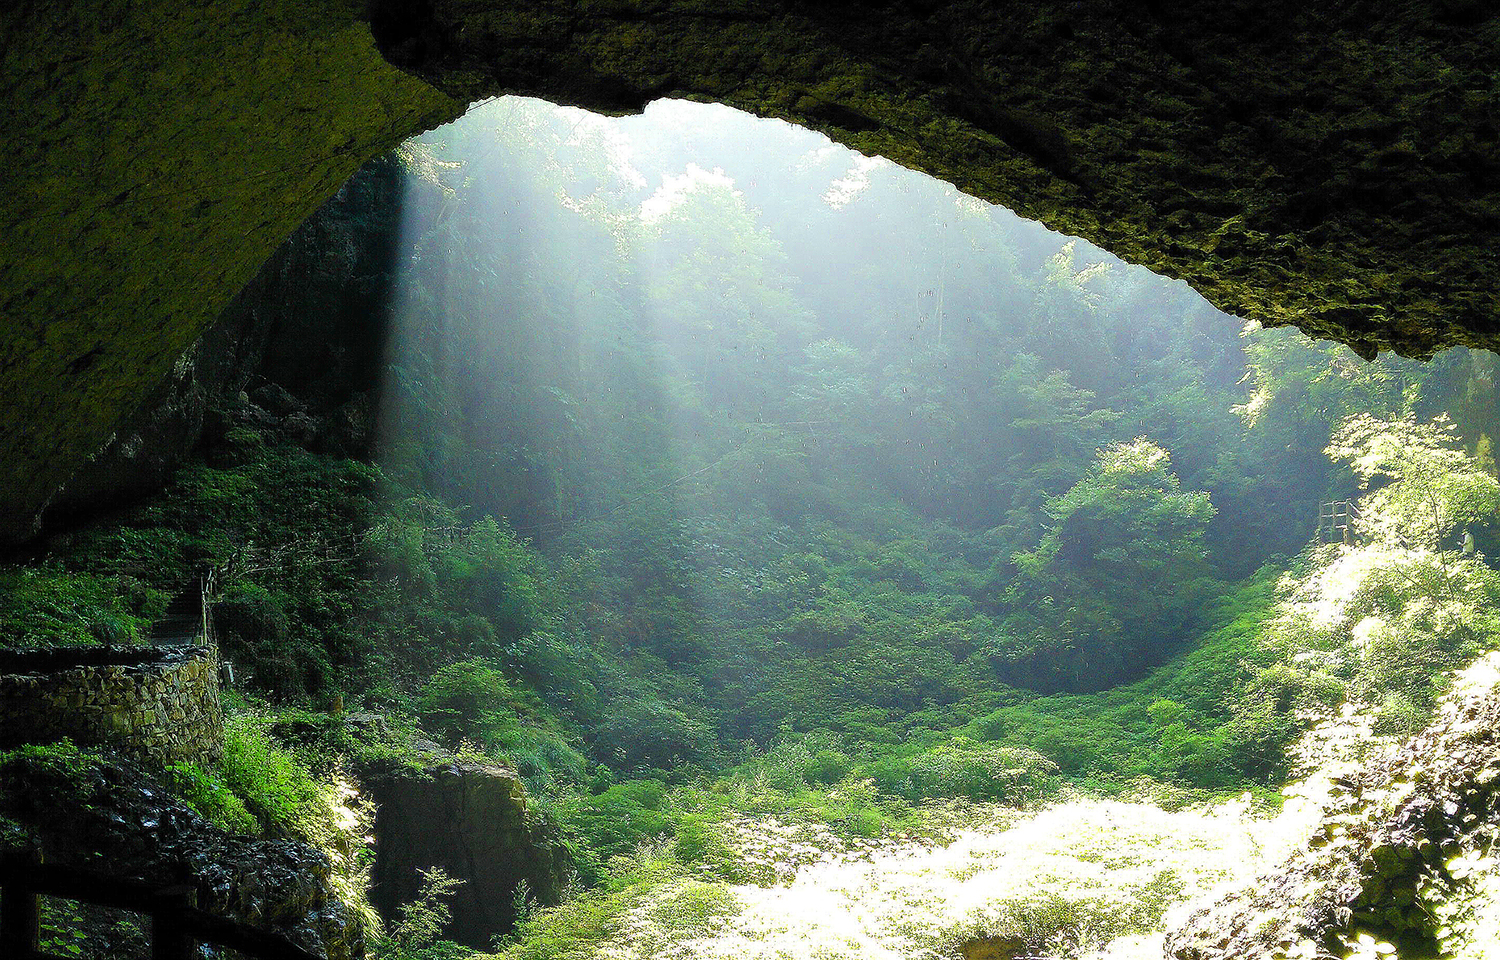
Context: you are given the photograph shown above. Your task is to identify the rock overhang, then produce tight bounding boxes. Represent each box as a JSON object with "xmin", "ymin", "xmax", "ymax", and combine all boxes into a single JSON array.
[{"xmin": 1, "ymin": 0, "xmax": 1496, "ymax": 542}]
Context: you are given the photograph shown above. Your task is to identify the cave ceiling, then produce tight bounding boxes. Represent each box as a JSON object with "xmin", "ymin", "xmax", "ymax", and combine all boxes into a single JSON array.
[{"xmin": 1, "ymin": 0, "xmax": 1496, "ymax": 542}]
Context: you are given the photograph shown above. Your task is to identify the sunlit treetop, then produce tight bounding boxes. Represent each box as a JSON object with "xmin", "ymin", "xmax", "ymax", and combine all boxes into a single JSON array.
[
  {"xmin": 1094, "ymin": 437, "xmax": 1173, "ymax": 479},
  {"xmin": 1327, "ymin": 414, "xmax": 1500, "ymax": 552}
]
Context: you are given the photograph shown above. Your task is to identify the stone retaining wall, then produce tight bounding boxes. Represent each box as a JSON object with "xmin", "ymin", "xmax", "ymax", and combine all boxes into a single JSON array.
[{"xmin": 0, "ymin": 645, "xmax": 223, "ymax": 765}]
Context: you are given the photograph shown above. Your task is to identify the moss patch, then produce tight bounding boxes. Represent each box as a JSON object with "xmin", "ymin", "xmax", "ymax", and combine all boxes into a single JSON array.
[{"xmin": 0, "ymin": 0, "xmax": 459, "ymax": 542}]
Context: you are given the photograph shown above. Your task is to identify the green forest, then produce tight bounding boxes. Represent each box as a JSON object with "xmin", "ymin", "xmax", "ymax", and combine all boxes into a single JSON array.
[{"xmin": 5, "ymin": 98, "xmax": 1500, "ymax": 960}]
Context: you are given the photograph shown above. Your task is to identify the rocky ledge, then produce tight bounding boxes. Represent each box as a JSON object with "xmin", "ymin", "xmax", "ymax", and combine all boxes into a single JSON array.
[{"xmin": 0, "ymin": 749, "xmax": 363, "ymax": 960}]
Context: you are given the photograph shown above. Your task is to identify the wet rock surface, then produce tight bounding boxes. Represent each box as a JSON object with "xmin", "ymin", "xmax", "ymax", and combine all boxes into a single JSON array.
[{"xmin": 0, "ymin": 751, "xmax": 362, "ymax": 960}]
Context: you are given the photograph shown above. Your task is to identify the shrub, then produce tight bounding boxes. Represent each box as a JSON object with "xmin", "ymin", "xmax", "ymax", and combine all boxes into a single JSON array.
[
  {"xmin": 463, "ymin": 518, "xmax": 543, "ymax": 639},
  {"xmin": 669, "ymin": 814, "xmax": 740, "ymax": 878},
  {"xmin": 419, "ymin": 658, "xmax": 512, "ymax": 743},
  {"xmin": 219, "ymin": 716, "xmax": 328, "ymax": 839},
  {"xmin": 503, "ymin": 884, "xmax": 630, "ymax": 960},
  {"xmin": 371, "ymin": 867, "xmax": 467, "ymax": 960},
  {"xmin": 0, "ymin": 567, "xmax": 151, "ymax": 648},
  {"xmin": 485, "ymin": 714, "xmax": 589, "ymax": 795},
  {"xmin": 164, "ymin": 762, "xmax": 257, "ymax": 834},
  {"xmin": 213, "ymin": 584, "xmax": 311, "ymax": 699},
  {"xmin": 588, "ymin": 698, "xmax": 718, "ymax": 773},
  {"xmin": 0, "ymin": 738, "xmax": 95, "ymax": 782},
  {"xmin": 553, "ymin": 780, "xmax": 673, "ymax": 883},
  {"xmin": 214, "ymin": 583, "xmax": 291, "ymax": 647},
  {"xmin": 805, "ymin": 749, "xmax": 853, "ymax": 786},
  {"xmin": 644, "ymin": 880, "xmax": 739, "ymax": 935},
  {"xmin": 817, "ymin": 777, "xmax": 913, "ymax": 839},
  {"xmin": 870, "ymin": 740, "xmax": 1060, "ymax": 803}
]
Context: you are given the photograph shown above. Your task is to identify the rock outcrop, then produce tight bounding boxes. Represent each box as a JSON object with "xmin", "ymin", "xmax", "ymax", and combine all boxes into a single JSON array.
[
  {"xmin": 367, "ymin": 744, "xmax": 571, "ymax": 949},
  {"xmin": 44, "ymin": 155, "xmax": 412, "ymax": 528},
  {"xmin": 0, "ymin": 749, "xmax": 364, "ymax": 960},
  {"xmin": 3, "ymin": 1, "xmax": 1497, "ymax": 542},
  {"xmin": 1165, "ymin": 653, "xmax": 1500, "ymax": 959},
  {"xmin": 0, "ymin": 1, "xmax": 459, "ymax": 545}
]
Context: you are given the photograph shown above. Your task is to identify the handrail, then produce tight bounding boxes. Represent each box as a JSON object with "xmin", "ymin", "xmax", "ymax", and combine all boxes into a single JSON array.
[
  {"xmin": 1317, "ymin": 499, "xmax": 1360, "ymax": 543},
  {"xmin": 0, "ymin": 850, "xmax": 322, "ymax": 960},
  {"xmin": 201, "ymin": 569, "xmax": 216, "ymax": 648}
]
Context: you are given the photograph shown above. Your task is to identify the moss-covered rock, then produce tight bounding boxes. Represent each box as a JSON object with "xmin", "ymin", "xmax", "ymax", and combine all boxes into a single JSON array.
[
  {"xmin": 1165, "ymin": 653, "xmax": 1500, "ymax": 959},
  {"xmin": 0, "ymin": 0, "xmax": 459, "ymax": 543},
  {"xmin": 375, "ymin": 0, "xmax": 1500, "ymax": 362}
]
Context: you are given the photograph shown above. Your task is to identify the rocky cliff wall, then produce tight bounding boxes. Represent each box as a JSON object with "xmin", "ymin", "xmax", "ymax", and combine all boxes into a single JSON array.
[
  {"xmin": 44, "ymin": 155, "xmax": 413, "ymax": 527},
  {"xmin": 0, "ymin": 0, "xmax": 459, "ymax": 545}
]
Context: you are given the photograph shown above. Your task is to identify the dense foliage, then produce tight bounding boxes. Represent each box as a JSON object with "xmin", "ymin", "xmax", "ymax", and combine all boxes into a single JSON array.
[{"xmin": 5, "ymin": 97, "xmax": 1500, "ymax": 959}]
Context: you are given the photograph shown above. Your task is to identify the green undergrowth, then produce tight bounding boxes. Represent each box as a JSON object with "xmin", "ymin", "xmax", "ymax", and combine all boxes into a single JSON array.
[
  {"xmin": 9, "ymin": 437, "xmax": 598, "ymax": 794},
  {"xmin": 0, "ymin": 565, "xmax": 160, "ymax": 648},
  {"xmin": 956, "ymin": 572, "xmax": 1297, "ymax": 790},
  {"xmin": 163, "ymin": 760, "xmax": 258, "ymax": 834},
  {"xmin": 3, "ymin": 380, "xmax": 1496, "ymax": 960}
]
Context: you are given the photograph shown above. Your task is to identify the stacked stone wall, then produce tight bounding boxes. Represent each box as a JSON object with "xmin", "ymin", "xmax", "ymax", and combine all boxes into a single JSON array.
[{"xmin": 0, "ymin": 644, "xmax": 223, "ymax": 765}]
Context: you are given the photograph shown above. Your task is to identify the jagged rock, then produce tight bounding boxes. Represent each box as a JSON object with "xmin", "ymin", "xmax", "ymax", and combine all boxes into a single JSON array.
[
  {"xmin": 250, "ymin": 384, "xmax": 305, "ymax": 419},
  {"xmin": 0, "ymin": 751, "xmax": 363, "ymax": 960},
  {"xmin": 367, "ymin": 750, "xmax": 571, "ymax": 949}
]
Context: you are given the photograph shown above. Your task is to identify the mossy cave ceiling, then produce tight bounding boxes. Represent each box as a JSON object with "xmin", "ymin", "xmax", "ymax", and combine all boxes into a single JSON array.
[{"xmin": 2, "ymin": 0, "xmax": 1497, "ymax": 543}]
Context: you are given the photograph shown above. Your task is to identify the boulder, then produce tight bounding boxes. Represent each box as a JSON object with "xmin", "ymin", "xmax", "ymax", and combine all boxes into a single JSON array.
[{"xmin": 367, "ymin": 753, "xmax": 571, "ymax": 949}]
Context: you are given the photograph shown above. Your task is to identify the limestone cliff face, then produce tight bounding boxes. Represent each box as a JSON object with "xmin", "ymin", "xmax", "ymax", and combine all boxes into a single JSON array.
[
  {"xmin": 377, "ymin": 0, "xmax": 1500, "ymax": 363},
  {"xmin": 3, "ymin": 0, "xmax": 1497, "ymax": 542},
  {"xmin": 367, "ymin": 749, "xmax": 571, "ymax": 948},
  {"xmin": 0, "ymin": 0, "xmax": 459, "ymax": 544}
]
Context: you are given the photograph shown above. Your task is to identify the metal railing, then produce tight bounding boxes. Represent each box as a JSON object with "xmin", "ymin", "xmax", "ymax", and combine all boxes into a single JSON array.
[
  {"xmin": 201, "ymin": 568, "xmax": 219, "ymax": 648},
  {"xmin": 1317, "ymin": 499, "xmax": 1361, "ymax": 543},
  {"xmin": 0, "ymin": 850, "xmax": 321, "ymax": 960}
]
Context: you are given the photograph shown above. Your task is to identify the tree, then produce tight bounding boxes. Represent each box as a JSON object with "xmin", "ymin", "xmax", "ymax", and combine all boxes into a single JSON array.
[
  {"xmin": 639, "ymin": 173, "xmax": 812, "ymax": 401},
  {"xmin": 1253, "ymin": 414, "xmax": 1500, "ymax": 744},
  {"xmin": 1002, "ymin": 440, "xmax": 1216, "ymax": 691},
  {"xmin": 1327, "ymin": 414, "xmax": 1500, "ymax": 552},
  {"xmin": 1235, "ymin": 322, "xmax": 1422, "ymax": 432}
]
